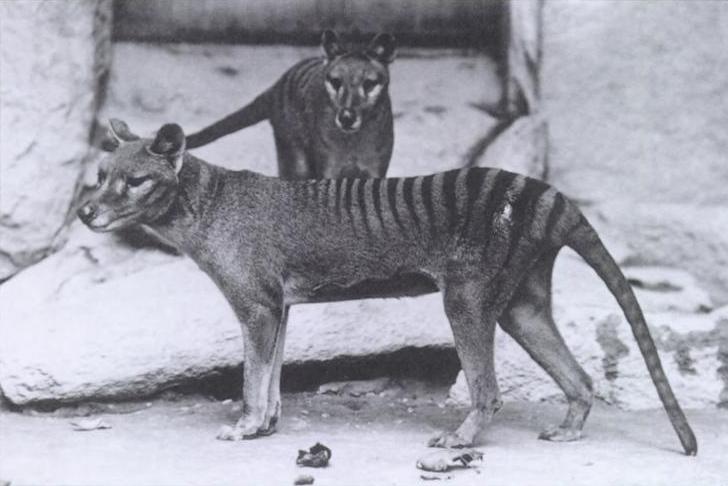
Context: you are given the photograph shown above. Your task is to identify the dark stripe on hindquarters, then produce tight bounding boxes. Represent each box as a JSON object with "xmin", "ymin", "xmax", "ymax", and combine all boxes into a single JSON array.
[
  {"xmin": 321, "ymin": 179, "xmax": 332, "ymax": 224},
  {"xmin": 386, "ymin": 178, "xmax": 405, "ymax": 231},
  {"xmin": 402, "ymin": 178, "xmax": 420, "ymax": 232},
  {"xmin": 334, "ymin": 178, "xmax": 343, "ymax": 223},
  {"xmin": 503, "ymin": 179, "xmax": 550, "ymax": 266},
  {"xmin": 286, "ymin": 59, "xmax": 317, "ymax": 98},
  {"xmin": 357, "ymin": 178, "xmax": 373, "ymax": 239},
  {"xmin": 309, "ymin": 180, "xmax": 319, "ymax": 210},
  {"xmin": 371, "ymin": 179, "xmax": 385, "ymax": 233},
  {"xmin": 442, "ymin": 170, "xmax": 459, "ymax": 233},
  {"xmin": 420, "ymin": 175, "xmax": 437, "ymax": 239},
  {"xmin": 344, "ymin": 178, "xmax": 357, "ymax": 235},
  {"xmin": 296, "ymin": 58, "xmax": 321, "ymax": 91},
  {"xmin": 461, "ymin": 168, "xmax": 489, "ymax": 236},
  {"xmin": 544, "ymin": 192, "xmax": 567, "ymax": 242}
]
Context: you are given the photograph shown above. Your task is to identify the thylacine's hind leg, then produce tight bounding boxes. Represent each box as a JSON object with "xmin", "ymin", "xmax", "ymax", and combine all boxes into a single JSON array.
[
  {"xmin": 429, "ymin": 275, "xmax": 503, "ymax": 448},
  {"xmin": 499, "ymin": 249, "xmax": 594, "ymax": 441}
]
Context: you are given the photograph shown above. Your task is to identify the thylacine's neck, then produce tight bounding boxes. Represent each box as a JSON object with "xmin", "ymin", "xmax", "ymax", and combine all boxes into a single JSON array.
[{"xmin": 145, "ymin": 154, "xmax": 227, "ymax": 255}]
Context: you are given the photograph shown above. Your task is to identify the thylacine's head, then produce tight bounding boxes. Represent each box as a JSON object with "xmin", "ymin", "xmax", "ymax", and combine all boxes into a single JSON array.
[
  {"xmin": 78, "ymin": 120, "xmax": 186, "ymax": 232},
  {"xmin": 320, "ymin": 30, "xmax": 396, "ymax": 133}
]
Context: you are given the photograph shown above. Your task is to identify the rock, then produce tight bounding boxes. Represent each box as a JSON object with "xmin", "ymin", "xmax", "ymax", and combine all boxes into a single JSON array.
[
  {"xmin": 473, "ymin": 115, "xmax": 548, "ymax": 180},
  {"xmin": 541, "ymin": 0, "xmax": 728, "ymax": 305},
  {"xmin": 543, "ymin": 0, "xmax": 728, "ymax": 207},
  {"xmin": 0, "ymin": 223, "xmax": 454, "ymax": 405},
  {"xmin": 449, "ymin": 251, "xmax": 726, "ymax": 410},
  {"xmin": 0, "ymin": 0, "xmax": 112, "ymax": 279},
  {"xmin": 590, "ymin": 201, "xmax": 728, "ymax": 306},
  {"xmin": 2, "ymin": 222, "xmax": 724, "ymax": 410},
  {"xmin": 317, "ymin": 377, "xmax": 395, "ymax": 397}
]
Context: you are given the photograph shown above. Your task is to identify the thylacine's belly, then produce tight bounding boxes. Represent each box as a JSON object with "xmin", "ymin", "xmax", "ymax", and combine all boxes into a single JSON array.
[{"xmin": 283, "ymin": 272, "xmax": 439, "ymax": 305}]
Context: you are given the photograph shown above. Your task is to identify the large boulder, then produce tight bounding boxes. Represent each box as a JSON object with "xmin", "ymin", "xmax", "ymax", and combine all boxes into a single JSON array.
[
  {"xmin": 0, "ymin": 0, "xmax": 112, "ymax": 279},
  {"xmin": 589, "ymin": 201, "xmax": 728, "ymax": 306},
  {"xmin": 0, "ymin": 223, "xmax": 453, "ymax": 405},
  {"xmin": 542, "ymin": 0, "xmax": 728, "ymax": 206},
  {"xmin": 1, "ymin": 220, "xmax": 724, "ymax": 408},
  {"xmin": 541, "ymin": 0, "xmax": 728, "ymax": 305}
]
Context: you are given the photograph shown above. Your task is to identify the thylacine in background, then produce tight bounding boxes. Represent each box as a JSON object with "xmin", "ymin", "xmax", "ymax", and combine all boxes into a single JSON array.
[
  {"xmin": 78, "ymin": 120, "xmax": 698, "ymax": 456},
  {"xmin": 186, "ymin": 31, "xmax": 396, "ymax": 179}
]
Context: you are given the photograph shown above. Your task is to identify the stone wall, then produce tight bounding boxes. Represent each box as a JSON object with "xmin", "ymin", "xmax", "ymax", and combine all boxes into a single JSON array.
[
  {"xmin": 0, "ymin": 0, "xmax": 112, "ymax": 280},
  {"xmin": 542, "ymin": 0, "xmax": 728, "ymax": 303}
]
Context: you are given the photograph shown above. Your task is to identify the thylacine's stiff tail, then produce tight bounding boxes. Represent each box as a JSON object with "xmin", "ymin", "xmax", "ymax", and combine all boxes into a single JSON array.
[
  {"xmin": 186, "ymin": 89, "xmax": 273, "ymax": 149},
  {"xmin": 565, "ymin": 214, "xmax": 698, "ymax": 456}
]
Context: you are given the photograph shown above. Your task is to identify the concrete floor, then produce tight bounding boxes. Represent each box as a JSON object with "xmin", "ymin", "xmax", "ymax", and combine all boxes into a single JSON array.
[{"xmin": 1, "ymin": 387, "xmax": 726, "ymax": 486}]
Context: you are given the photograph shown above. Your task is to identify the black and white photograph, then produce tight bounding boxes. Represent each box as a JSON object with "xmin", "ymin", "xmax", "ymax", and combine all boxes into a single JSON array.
[{"xmin": 0, "ymin": 0, "xmax": 727, "ymax": 484}]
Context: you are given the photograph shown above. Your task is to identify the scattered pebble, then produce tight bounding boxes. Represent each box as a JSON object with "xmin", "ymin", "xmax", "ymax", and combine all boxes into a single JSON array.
[
  {"xmin": 407, "ymin": 407, "xmax": 415, "ymax": 413},
  {"xmin": 293, "ymin": 474, "xmax": 314, "ymax": 485},
  {"xmin": 420, "ymin": 473, "xmax": 452, "ymax": 481},
  {"xmin": 221, "ymin": 399, "xmax": 233, "ymax": 405},
  {"xmin": 69, "ymin": 418, "xmax": 112, "ymax": 431},
  {"xmin": 321, "ymin": 413, "xmax": 329, "ymax": 419}
]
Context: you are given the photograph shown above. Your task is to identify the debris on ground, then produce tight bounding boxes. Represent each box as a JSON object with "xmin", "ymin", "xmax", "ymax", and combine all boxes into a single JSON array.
[
  {"xmin": 69, "ymin": 418, "xmax": 112, "ymax": 431},
  {"xmin": 416, "ymin": 449, "xmax": 483, "ymax": 472},
  {"xmin": 420, "ymin": 473, "xmax": 453, "ymax": 481},
  {"xmin": 317, "ymin": 377, "xmax": 397, "ymax": 397},
  {"xmin": 296, "ymin": 442, "xmax": 332, "ymax": 468},
  {"xmin": 293, "ymin": 474, "xmax": 315, "ymax": 485}
]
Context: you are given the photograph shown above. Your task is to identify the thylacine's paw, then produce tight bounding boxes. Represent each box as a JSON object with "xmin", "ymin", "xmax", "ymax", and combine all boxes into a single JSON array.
[
  {"xmin": 538, "ymin": 425, "xmax": 582, "ymax": 442},
  {"xmin": 427, "ymin": 431, "xmax": 473, "ymax": 449},
  {"xmin": 216, "ymin": 425, "xmax": 256, "ymax": 441}
]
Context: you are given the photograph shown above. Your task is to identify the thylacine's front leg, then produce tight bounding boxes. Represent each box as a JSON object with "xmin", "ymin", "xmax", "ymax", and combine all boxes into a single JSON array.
[
  {"xmin": 259, "ymin": 305, "xmax": 289, "ymax": 435},
  {"xmin": 217, "ymin": 295, "xmax": 285, "ymax": 441}
]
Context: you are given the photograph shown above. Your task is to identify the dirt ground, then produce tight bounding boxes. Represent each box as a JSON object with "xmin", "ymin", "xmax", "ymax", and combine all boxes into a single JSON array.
[{"xmin": 1, "ymin": 381, "xmax": 726, "ymax": 486}]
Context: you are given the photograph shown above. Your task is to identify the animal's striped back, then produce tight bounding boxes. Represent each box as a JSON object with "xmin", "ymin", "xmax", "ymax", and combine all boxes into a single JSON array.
[
  {"xmin": 270, "ymin": 57, "xmax": 324, "ymax": 110},
  {"xmin": 293, "ymin": 168, "xmax": 579, "ymax": 252}
]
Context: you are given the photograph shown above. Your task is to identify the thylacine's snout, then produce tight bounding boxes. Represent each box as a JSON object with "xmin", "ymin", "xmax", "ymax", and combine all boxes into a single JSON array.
[
  {"xmin": 77, "ymin": 201, "xmax": 97, "ymax": 224},
  {"xmin": 336, "ymin": 108, "xmax": 361, "ymax": 132}
]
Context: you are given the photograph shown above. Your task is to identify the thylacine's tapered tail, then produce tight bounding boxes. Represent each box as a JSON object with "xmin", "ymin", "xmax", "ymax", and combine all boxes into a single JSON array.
[
  {"xmin": 565, "ymin": 214, "xmax": 698, "ymax": 456},
  {"xmin": 186, "ymin": 89, "xmax": 273, "ymax": 149}
]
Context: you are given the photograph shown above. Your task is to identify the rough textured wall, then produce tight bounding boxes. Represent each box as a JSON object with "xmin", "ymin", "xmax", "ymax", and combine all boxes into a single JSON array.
[
  {"xmin": 0, "ymin": 0, "xmax": 112, "ymax": 280},
  {"xmin": 542, "ymin": 0, "xmax": 728, "ymax": 304},
  {"xmin": 543, "ymin": 0, "xmax": 728, "ymax": 205}
]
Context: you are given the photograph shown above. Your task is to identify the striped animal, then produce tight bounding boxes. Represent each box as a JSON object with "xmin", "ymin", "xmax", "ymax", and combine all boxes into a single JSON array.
[
  {"xmin": 78, "ymin": 121, "xmax": 697, "ymax": 455},
  {"xmin": 186, "ymin": 30, "xmax": 395, "ymax": 179}
]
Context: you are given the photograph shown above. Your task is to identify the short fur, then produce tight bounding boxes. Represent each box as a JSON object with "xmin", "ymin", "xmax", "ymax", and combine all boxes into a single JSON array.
[
  {"xmin": 185, "ymin": 31, "xmax": 396, "ymax": 179},
  {"xmin": 78, "ymin": 121, "xmax": 698, "ymax": 456}
]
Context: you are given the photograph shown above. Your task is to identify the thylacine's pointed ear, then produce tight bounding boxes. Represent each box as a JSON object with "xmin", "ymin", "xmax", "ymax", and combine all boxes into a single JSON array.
[
  {"xmin": 321, "ymin": 30, "xmax": 346, "ymax": 61},
  {"xmin": 366, "ymin": 33, "xmax": 396, "ymax": 64},
  {"xmin": 102, "ymin": 119, "xmax": 140, "ymax": 152},
  {"xmin": 148, "ymin": 123, "xmax": 186, "ymax": 175}
]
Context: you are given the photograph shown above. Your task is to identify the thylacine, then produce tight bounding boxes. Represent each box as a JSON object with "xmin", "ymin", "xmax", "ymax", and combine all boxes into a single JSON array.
[
  {"xmin": 78, "ymin": 120, "xmax": 697, "ymax": 456},
  {"xmin": 186, "ymin": 30, "xmax": 396, "ymax": 179}
]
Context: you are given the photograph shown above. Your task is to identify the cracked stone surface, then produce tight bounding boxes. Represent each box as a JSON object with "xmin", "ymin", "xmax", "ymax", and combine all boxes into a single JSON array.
[{"xmin": 0, "ymin": 0, "xmax": 111, "ymax": 279}]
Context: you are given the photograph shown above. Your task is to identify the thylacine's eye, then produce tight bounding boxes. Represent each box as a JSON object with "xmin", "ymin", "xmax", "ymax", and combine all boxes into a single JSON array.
[
  {"xmin": 97, "ymin": 170, "xmax": 107, "ymax": 186},
  {"xmin": 127, "ymin": 175, "xmax": 151, "ymax": 188},
  {"xmin": 362, "ymin": 79, "xmax": 379, "ymax": 93},
  {"xmin": 327, "ymin": 76, "xmax": 342, "ymax": 91}
]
